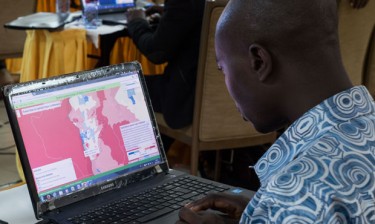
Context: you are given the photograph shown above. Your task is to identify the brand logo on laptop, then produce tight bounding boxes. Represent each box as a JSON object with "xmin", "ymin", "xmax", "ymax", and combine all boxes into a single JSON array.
[{"xmin": 101, "ymin": 182, "xmax": 115, "ymax": 191}]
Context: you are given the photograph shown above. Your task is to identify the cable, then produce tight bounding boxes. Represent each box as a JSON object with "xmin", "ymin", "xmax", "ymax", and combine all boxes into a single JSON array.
[
  {"xmin": 0, "ymin": 120, "xmax": 9, "ymax": 128},
  {"xmin": 0, "ymin": 152, "xmax": 16, "ymax": 155},
  {"xmin": 0, "ymin": 144, "xmax": 16, "ymax": 150},
  {"xmin": 0, "ymin": 179, "xmax": 23, "ymax": 190}
]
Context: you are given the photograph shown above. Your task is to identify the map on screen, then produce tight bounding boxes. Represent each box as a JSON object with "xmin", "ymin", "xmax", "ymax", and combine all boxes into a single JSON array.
[{"xmin": 13, "ymin": 74, "xmax": 161, "ymax": 195}]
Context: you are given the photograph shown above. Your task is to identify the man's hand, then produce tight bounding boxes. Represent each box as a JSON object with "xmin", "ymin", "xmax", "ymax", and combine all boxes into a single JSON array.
[
  {"xmin": 348, "ymin": 0, "xmax": 369, "ymax": 8},
  {"xmin": 125, "ymin": 8, "xmax": 147, "ymax": 23},
  {"xmin": 176, "ymin": 193, "xmax": 250, "ymax": 224}
]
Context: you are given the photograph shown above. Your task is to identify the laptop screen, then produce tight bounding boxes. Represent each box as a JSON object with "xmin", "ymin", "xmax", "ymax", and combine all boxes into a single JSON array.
[
  {"xmin": 9, "ymin": 67, "xmax": 163, "ymax": 202},
  {"xmin": 82, "ymin": 0, "xmax": 135, "ymax": 13}
]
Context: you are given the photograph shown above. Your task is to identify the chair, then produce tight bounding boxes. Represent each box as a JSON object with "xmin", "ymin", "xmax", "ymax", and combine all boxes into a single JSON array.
[
  {"xmin": 363, "ymin": 27, "xmax": 375, "ymax": 97},
  {"xmin": 337, "ymin": 0, "xmax": 375, "ymax": 86},
  {"xmin": 155, "ymin": 0, "xmax": 277, "ymax": 180},
  {"xmin": 0, "ymin": 0, "xmax": 36, "ymax": 60}
]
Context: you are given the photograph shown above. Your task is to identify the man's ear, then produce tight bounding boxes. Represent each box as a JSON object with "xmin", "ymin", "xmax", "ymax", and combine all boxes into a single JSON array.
[{"xmin": 248, "ymin": 44, "xmax": 272, "ymax": 82}]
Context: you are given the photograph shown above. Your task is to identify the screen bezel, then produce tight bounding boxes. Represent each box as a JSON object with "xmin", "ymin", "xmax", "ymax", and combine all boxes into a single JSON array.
[{"xmin": 2, "ymin": 62, "xmax": 169, "ymax": 218}]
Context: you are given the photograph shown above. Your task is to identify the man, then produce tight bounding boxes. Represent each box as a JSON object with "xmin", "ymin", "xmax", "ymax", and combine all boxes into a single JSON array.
[{"xmin": 177, "ymin": 0, "xmax": 375, "ymax": 223}]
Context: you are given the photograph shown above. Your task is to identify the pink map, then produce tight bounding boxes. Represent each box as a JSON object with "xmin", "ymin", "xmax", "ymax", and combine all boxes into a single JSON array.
[{"xmin": 17, "ymin": 87, "xmax": 139, "ymax": 184}]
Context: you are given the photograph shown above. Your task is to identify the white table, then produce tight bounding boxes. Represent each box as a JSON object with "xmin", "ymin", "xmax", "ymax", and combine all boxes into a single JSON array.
[
  {"xmin": 64, "ymin": 11, "xmax": 127, "ymax": 48},
  {"xmin": 0, "ymin": 185, "xmax": 38, "ymax": 224}
]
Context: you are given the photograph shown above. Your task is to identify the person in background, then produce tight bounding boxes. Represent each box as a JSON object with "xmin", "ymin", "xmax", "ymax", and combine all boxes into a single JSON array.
[
  {"xmin": 177, "ymin": 0, "xmax": 375, "ymax": 223},
  {"xmin": 125, "ymin": 0, "xmax": 204, "ymax": 129},
  {"xmin": 125, "ymin": 0, "xmax": 205, "ymax": 152}
]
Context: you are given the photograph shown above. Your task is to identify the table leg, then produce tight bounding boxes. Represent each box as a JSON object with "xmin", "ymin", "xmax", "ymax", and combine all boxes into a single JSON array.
[{"xmin": 96, "ymin": 29, "xmax": 129, "ymax": 68}]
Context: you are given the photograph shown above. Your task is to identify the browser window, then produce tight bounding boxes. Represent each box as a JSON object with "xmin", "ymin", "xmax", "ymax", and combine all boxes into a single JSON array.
[{"xmin": 12, "ymin": 72, "xmax": 162, "ymax": 202}]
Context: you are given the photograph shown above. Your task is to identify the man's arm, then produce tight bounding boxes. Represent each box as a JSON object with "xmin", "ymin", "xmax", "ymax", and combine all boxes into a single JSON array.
[{"xmin": 126, "ymin": 0, "xmax": 202, "ymax": 64}]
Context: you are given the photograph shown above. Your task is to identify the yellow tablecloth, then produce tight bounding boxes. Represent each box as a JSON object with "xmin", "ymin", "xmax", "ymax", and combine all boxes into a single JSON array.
[
  {"xmin": 36, "ymin": 0, "xmax": 81, "ymax": 13},
  {"xmin": 7, "ymin": 0, "xmax": 167, "ymax": 75},
  {"xmin": 5, "ymin": 58, "xmax": 22, "ymax": 75},
  {"xmin": 33, "ymin": 0, "xmax": 166, "ymax": 74},
  {"xmin": 19, "ymin": 30, "xmax": 166, "ymax": 81},
  {"xmin": 5, "ymin": 0, "xmax": 81, "ymax": 73},
  {"xmin": 20, "ymin": 29, "xmax": 88, "ymax": 82}
]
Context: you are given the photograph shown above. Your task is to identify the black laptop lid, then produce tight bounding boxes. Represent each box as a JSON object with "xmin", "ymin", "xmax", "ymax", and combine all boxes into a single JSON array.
[{"xmin": 2, "ymin": 62, "xmax": 169, "ymax": 218}]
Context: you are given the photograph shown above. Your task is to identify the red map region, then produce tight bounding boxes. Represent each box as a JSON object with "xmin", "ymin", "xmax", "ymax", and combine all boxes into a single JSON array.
[
  {"xmin": 17, "ymin": 99, "xmax": 93, "ymax": 180},
  {"xmin": 95, "ymin": 89, "xmax": 136, "ymax": 168},
  {"xmin": 17, "ymin": 87, "xmax": 139, "ymax": 183}
]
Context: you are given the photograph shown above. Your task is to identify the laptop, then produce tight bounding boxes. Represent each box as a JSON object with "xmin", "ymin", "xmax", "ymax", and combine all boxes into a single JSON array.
[
  {"xmin": 1, "ymin": 62, "xmax": 254, "ymax": 224},
  {"xmin": 81, "ymin": 0, "xmax": 136, "ymax": 25},
  {"xmin": 4, "ymin": 12, "xmax": 79, "ymax": 31}
]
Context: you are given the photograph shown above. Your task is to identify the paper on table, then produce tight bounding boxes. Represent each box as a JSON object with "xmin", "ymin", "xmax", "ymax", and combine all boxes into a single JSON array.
[
  {"xmin": 65, "ymin": 18, "xmax": 126, "ymax": 48},
  {"xmin": 5, "ymin": 12, "xmax": 69, "ymax": 30}
]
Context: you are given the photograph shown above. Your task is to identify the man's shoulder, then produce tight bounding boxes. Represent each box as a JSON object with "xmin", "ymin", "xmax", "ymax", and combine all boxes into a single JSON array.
[
  {"xmin": 244, "ymin": 129, "xmax": 375, "ymax": 223},
  {"xmin": 256, "ymin": 134, "xmax": 375, "ymax": 223}
]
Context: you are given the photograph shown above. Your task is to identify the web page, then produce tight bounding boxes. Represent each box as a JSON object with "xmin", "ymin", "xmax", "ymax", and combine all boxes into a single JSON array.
[
  {"xmin": 13, "ymin": 73, "xmax": 161, "ymax": 200},
  {"xmin": 97, "ymin": 0, "xmax": 134, "ymax": 10}
]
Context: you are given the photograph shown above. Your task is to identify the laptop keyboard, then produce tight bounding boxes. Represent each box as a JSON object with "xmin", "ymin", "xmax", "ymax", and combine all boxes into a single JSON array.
[{"xmin": 66, "ymin": 176, "xmax": 230, "ymax": 224}]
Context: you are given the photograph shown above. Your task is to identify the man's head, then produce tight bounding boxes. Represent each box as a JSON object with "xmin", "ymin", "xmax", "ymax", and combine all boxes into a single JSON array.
[{"xmin": 215, "ymin": 0, "xmax": 352, "ymax": 133}]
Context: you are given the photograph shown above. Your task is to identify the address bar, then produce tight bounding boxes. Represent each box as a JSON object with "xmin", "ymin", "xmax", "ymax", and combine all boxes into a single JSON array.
[{"xmin": 13, "ymin": 75, "xmax": 138, "ymax": 106}]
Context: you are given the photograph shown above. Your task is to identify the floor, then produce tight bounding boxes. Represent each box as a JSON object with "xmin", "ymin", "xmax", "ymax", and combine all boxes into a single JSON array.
[{"xmin": 0, "ymin": 99, "xmax": 22, "ymax": 190}]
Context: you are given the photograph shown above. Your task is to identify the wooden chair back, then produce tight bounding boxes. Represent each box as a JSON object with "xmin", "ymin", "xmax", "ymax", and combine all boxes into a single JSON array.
[{"xmin": 338, "ymin": 0, "xmax": 375, "ymax": 85}]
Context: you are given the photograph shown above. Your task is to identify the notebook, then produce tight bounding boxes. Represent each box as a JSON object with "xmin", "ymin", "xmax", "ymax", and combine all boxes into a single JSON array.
[
  {"xmin": 81, "ymin": 0, "xmax": 136, "ymax": 25},
  {"xmin": 1, "ymin": 62, "xmax": 254, "ymax": 224}
]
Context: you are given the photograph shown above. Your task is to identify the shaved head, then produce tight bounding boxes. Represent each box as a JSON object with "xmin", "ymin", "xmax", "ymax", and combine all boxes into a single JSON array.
[
  {"xmin": 215, "ymin": 0, "xmax": 352, "ymax": 133},
  {"xmin": 217, "ymin": 0, "xmax": 339, "ymax": 57}
]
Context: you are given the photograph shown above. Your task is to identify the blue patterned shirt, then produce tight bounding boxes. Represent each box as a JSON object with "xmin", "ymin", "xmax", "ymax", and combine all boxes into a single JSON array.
[{"xmin": 241, "ymin": 86, "xmax": 375, "ymax": 223}]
